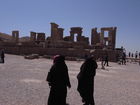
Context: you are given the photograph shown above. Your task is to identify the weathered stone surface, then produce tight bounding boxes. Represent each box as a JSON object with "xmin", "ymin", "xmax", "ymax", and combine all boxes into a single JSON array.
[
  {"xmin": 12, "ymin": 31, "xmax": 19, "ymax": 42},
  {"xmin": 0, "ymin": 22, "xmax": 118, "ymax": 61},
  {"xmin": 91, "ymin": 27, "xmax": 117, "ymax": 50},
  {"xmin": 37, "ymin": 33, "xmax": 45, "ymax": 42}
]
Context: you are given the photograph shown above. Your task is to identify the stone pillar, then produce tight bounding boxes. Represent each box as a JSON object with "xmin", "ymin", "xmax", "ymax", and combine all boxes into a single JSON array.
[
  {"xmin": 70, "ymin": 32, "xmax": 74, "ymax": 41},
  {"xmin": 50, "ymin": 22, "xmax": 59, "ymax": 40},
  {"xmin": 100, "ymin": 30, "xmax": 104, "ymax": 45},
  {"xmin": 91, "ymin": 28, "xmax": 97, "ymax": 45},
  {"xmin": 112, "ymin": 27, "xmax": 117, "ymax": 49},
  {"xmin": 108, "ymin": 30, "xmax": 113, "ymax": 48},
  {"xmin": 30, "ymin": 32, "xmax": 36, "ymax": 41},
  {"xmin": 58, "ymin": 28, "xmax": 64, "ymax": 40},
  {"xmin": 78, "ymin": 31, "xmax": 82, "ymax": 36},
  {"xmin": 91, "ymin": 28, "xmax": 94, "ymax": 45},
  {"xmin": 12, "ymin": 31, "xmax": 19, "ymax": 42},
  {"xmin": 37, "ymin": 33, "xmax": 45, "ymax": 42}
]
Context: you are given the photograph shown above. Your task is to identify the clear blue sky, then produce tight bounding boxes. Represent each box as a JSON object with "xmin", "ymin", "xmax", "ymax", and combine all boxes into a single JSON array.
[{"xmin": 0, "ymin": 0, "xmax": 140, "ymax": 53}]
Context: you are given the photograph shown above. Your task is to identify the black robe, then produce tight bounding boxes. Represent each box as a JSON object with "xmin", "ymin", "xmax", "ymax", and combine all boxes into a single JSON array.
[
  {"xmin": 0, "ymin": 50, "xmax": 5, "ymax": 63},
  {"xmin": 47, "ymin": 61, "xmax": 71, "ymax": 105},
  {"xmin": 77, "ymin": 58, "xmax": 97, "ymax": 105}
]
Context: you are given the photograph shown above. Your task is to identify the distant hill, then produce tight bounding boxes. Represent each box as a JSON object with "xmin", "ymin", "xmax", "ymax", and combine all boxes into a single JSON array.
[
  {"xmin": 0, "ymin": 32, "xmax": 30, "ymax": 42},
  {"xmin": 19, "ymin": 36, "xmax": 30, "ymax": 42},
  {"xmin": 0, "ymin": 32, "xmax": 12, "ymax": 41}
]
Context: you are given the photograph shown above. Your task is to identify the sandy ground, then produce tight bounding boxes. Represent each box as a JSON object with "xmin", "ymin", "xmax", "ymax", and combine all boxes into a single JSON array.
[{"xmin": 0, "ymin": 54, "xmax": 140, "ymax": 105}]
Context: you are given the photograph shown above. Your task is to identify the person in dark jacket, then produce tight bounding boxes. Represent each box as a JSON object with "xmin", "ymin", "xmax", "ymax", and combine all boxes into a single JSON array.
[
  {"xmin": 0, "ymin": 49, "xmax": 5, "ymax": 63},
  {"xmin": 77, "ymin": 56, "xmax": 98, "ymax": 105},
  {"xmin": 46, "ymin": 55, "xmax": 71, "ymax": 105},
  {"xmin": 122, "ymin": 52, "xmax": 126, "ymax": 65},
  {"xmin": 104, "ymin": 54, "xmax": 109, "ymax": 66}
]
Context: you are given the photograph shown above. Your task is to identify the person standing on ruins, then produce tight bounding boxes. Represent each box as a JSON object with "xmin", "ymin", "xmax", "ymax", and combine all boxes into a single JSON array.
[
  {"xmin": 46, "ymin": 55, "xmax": 71, "ymax": 105},
  {"xmin": 77, "ymin": 56, "xmax": 98, "ymax": 105},
  {"xmin": 0, "ymin": 49, "xmax": 5, "ymax": 63}
]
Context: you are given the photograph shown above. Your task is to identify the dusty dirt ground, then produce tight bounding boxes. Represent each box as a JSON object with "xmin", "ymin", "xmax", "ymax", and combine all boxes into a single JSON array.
[{"xmin": 0, "ymin": 54, "xmax": 140, "ymax": 105}]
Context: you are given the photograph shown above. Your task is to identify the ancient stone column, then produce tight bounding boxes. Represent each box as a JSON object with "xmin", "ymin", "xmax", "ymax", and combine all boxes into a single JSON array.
[
  {"xmin": 112, "ymin": 27, "xmax": 117, "ymax": 49},
  {"xmin": 70, "ymin": 32, "xmax": 74, "ymax": 41},
  {"xmin": 12, "ymin": 31, "xmax": 19, "ymax": 42},
  {"xmin": 100, "ymin": 30, "xmax": 104, "ymax": 45},
  {"xmin": 91, "ymin": 28, "xmax": 97, "ymax": 45},
  {"xmin": 37, "ymin": 33, "xmax": 45, "ymax": 42},
  {"xmin": 58, "ymin": 28, "xmax": 64, "ymax": 40},
  {"xmin": 30, "ymin": 32, "xmax": 36, "ymax": 41},
  {"xmin": 50, "ymin": 22, "xmax": 59, "ymax": 40}
]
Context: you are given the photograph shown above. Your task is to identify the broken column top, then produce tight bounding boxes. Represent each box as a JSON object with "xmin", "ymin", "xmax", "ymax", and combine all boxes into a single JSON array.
[
  {"xmin": 92, "ymin": 27, "xmax": 97, "ymax": 30},
  {"xmin": 71, "ymin": 27, "xmax": 83, "ymax": 30},
  {"xmin": 101, "ymin": 27, "xmax": 117, "ymax": 31},
  {"xmin": 12, "ymin": 30, "xmax": 19, "ymax": 32},
  {"xmin": 50, "ymin": 22, "xmax": 59, "ymax": 27},
  {"xmin": 58, "ymin": 28, "xmax": 64, "ymax": 30},
  {"xmin": 30, "ymin": 31, "xmax": 36, "ymax": 34}
]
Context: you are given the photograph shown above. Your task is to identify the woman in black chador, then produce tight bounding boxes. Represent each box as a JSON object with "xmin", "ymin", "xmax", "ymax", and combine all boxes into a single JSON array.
[
  {"xmin": 0, "ymin": 49, "xmax": 5, "ymax": 63},
  {"xmin": 47, "ymin": 55, "xmax": 71, "ymax": 105},
  {"xmin": 77, "ymin": 56, "xmax": 98, "ymax": 105}
]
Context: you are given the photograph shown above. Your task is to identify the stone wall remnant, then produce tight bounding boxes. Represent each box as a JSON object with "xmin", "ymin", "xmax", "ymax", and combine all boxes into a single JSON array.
[
  {"xmin": 50, "ymin": 23, "xmax": 63, "ymax": 41},
  {"xmin": 30, "ymin": 32, "xmax": 36, "ymax": 41},
  {"xmin": 37, "ymin": 33, "xmax": 45, "ymax": 42},
  {"xmin": 69, "ymin": 27, "xmax": 89, "ymax": 44},
  {"xmin": 12, "ymin": 31, "xmax": 19, "ymax": 42},
  {"xmin": 91, "ymin": 28, "xmax": 100, "ymax": 45},
  {"xmin": 91, "ymin": 27, "xmax": 117, "ymax": 49},
  {"xmin": 70, "ymin": 27, "xmax": 82, "ymax": 41},
  {"xmin": 0, "ymin": 22, "xmax": 118, "ymax": 61}
]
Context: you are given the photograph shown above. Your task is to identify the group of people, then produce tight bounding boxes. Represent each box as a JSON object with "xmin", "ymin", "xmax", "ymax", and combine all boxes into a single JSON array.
[
  {"xmin": 46, "ymin": 55, "xmax": 98, "ymax": 105},
  {"xmin": 128, "ymin": 51, "xmax": 140, "ymax": 59},
  {"xmin": 128, "ymin": 51, "xmax": 140, "ymax": 65},
  {"xmin": 118, "ymin": 51, "xmax": 140, "ymax": 65},
  {"xmin": 116, "ymin": 51, "xmax": 126, "ymax": 65},
  {"xmin": 0, "ymin": 49, "xmax": 5, "ymax": 63}
]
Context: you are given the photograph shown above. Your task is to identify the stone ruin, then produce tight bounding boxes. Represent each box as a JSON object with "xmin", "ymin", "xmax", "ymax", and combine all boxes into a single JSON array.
[
  {"xmin": 45, "ymin": 23, "xmax": 89, "ymax": 49},
  {"xmin": 0, "ymin": 22, "xmax": 121, "ymax": 61},
  {"xmin": 91, "ymin": 27, "xmax": 116, "ymax": 49}
]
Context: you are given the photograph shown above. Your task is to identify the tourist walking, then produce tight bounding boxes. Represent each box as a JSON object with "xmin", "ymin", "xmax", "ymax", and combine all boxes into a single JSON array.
[
  {"xmin": 135, "ymin": 51, "xmax": 138, "ymax": 59},
  {"xmin": 101, "ymin": 55, "xmax": 105, "ymax": 69},
  {"xmin": 131, "ymin": 53, "xmax": 133, "ymax": 58},
  {"xmin": 139, "ymin": 52, "xmax": 140, "ymax": 65},
  {"xmin": 122, "ymin": 52, "xmax": 126, "ymax": 65},
  {"xmin": 0, "ymin": 49, "xmax": 5, "ymax": 63},
  {"xmin": 104, "ymin": 54, "xmax": 109, "ymax": 66},
  {"xmin": 77, "ymin": 56, "xmax": 98, "ymax": 105},
  {"xmin": 128, "ymin": 52, "xmax": 131, "ymax": 58},
  {"xmin": 46, "ymin": 55, "xmax": 71, "ymax": 105}
]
